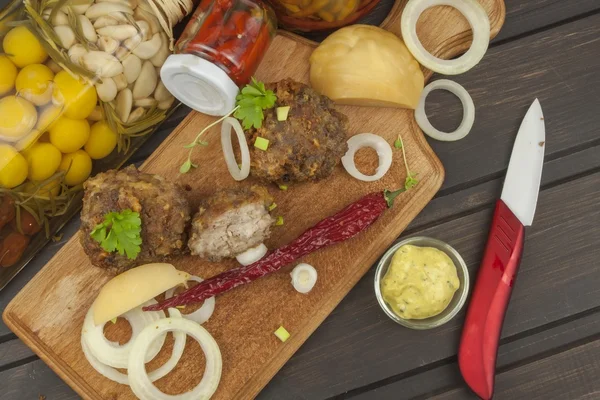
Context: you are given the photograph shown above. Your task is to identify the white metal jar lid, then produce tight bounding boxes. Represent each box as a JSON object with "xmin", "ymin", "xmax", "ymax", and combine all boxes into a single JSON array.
[{"xmin": 160, "ymin": 54, "xmax": 239, "ymax": 116}]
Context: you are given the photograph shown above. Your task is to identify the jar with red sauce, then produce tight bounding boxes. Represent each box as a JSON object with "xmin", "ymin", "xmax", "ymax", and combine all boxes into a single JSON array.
[{"xmin": 161, "ymin": 0, "xmax": 277, "ymax": 116}]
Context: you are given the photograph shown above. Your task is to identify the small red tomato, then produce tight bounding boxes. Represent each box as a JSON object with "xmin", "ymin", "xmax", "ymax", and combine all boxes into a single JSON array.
[
  {"xmin": 0, "ymin": 231, "xmax": 30, "ymax": 268},
  {"xmin": 11, "ymin": 209, "xmax": 42, "ymax": 235},
  {"xmin": 0, "ymin": 196, "xmax": 15, "ymax": 230}
]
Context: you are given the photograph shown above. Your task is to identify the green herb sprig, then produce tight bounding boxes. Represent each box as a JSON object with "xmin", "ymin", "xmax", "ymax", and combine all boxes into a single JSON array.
[
  {"xmin": 180, "ymin": 78, "xmax": 276, "ymax": 174},
  {"xmin": 395, "ymin": 134, "xmax": 419, "ymax": 190},
  {"xmin": 90, "ymin": 209, "xmax": 142, "ymax": 260},
  {"xmin": 234, "ymin": 78, "xmax": 277, "ymax": 129}
]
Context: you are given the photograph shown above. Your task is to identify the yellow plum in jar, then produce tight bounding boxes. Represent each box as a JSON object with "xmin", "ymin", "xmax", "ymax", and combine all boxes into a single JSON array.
[
  {"xmin": 49, "ymin": 117, "xmax": 90, "ymax": 153},
  {"xmin": 0, "ymin": 55, "xmax": 17, "ymax": 96},
  {"xmin": 52, "ymin": 71, "xmax": 97, "ymax": 119},
  {"xmin": 2, "ymin": 26, "xmax": 48, "ymax": 68},
  {"xmin": 0, "ymin": 96, "xmax": 37, "ymax": 142},
  {"xmin": 15, "ymin": 64, "xmax": 55, "ymax": 106},
  {"xmin": 0, "ymin": 144, "xmax": 28, "ymax": 189},
  {"xmin": 24, "ymin": 142, "xmax": 62, "ymax": 181},
  {"xmin": 85, "ymin": 121, "xmax": 118, "ymax": 159},
  {"xmin": 59, "ymin": 150, "xmax": 92, "ymax": 186}
]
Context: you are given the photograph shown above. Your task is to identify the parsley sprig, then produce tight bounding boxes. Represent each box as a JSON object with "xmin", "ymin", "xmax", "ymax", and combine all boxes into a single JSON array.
[
  {"xmin": 394, "ymin": 134, "xmax": 419, "ymax": 190},
  {"xmin": 234, "ymin": 78, "xmax": 277, "ymax": 129},
  {"xmin": 180, "ymin": 77, "xmax": 276, "ymax": 174},
  {"xmin": 90, "ymin": 209, "xmax": 142, "ymax": 260}
]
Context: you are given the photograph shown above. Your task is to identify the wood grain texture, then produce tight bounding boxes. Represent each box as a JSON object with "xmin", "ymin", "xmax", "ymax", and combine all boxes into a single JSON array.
[
  {"xmin": 352, "ymin": 303, "xmax": 600, "ymax": 399},
  {"xmin": 433, "ymin": 336, "xmax": 600, "ymax": 400},
  {"xmin": 2, "ymin": 2, "xmax": 505, "ymax": 400},
  {"xmin": 259, "ymin": 172, "xmax": 600, "ymax": 399}
]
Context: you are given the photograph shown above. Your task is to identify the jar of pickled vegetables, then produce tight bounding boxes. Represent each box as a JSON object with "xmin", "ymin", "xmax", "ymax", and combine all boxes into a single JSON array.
[
  {"xmin": 266, "ymin": 0, "xmax": 379, "ymax": 32},
  {"xmin": 161, "ymin": 0, "xmax": 277, "ymax": 116}
]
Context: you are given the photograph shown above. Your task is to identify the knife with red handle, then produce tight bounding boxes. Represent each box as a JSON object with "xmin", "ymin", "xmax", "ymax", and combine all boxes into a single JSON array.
[{"xmin": 459, "ymin": 99, "xmax": 545, "ymax": 400}]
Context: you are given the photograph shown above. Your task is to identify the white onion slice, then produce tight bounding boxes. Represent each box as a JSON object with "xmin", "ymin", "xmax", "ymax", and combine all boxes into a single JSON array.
[
  {"xmin": 290, "ymin": 263, "xmax": 318, "ymax": 294},
  {"xmin": 401, "ymin": 0, "xmax": 490, "ymax": 75},
  {"xmin": 128, "ymin": 317, "xmax": 222, "ymax": 400},
  {"xmin": 81, "ymin": 307, "xmax": 187, "ymax": 385},
  {"xmin": 221, "ymin": 117, "xmax": 250, "ymax": 181},
  {"xmin": 82, "ymin": 300, "xmax": 166, "ymax": 369},
  {"xmin": 165, "ymin": 276, "xmax": 216, "ymax": 325},
  {"xmin": 415, "ymin": 79, "xmax": 475, "ymax": 142},
  {"xmin": 236, "ymin": 243, "xmax": 268, "ymax": 266},
  {"xmin": 341, "ymin": 133, "xmax": 393, "ymax": 182}
]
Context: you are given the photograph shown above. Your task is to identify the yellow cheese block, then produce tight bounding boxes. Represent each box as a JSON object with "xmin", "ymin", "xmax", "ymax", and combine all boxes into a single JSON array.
[
  {"xmin": 93, "ymin": 263, "xmax": 190, "ymax": 325},
  {"xmin": 309, "ymin": 25, "xmax": 424, "ymax": 109}
]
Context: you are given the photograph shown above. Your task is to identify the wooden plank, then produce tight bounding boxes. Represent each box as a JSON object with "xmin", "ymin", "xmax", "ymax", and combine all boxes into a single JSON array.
[
  {"xmin": 425, "ymin": 12, "xmax": 600, "ymax": 190},
  {"xmin": 494, "ymin": 0, "xmax": 600, "ymax": 43},
  {"xmin": 407, "ymin": 144, "xmax": 600, "ymax": 232},
  {"xmin": 258, "ymin": 171, "xmax": 600, "ymax": 399},
  {"xmin": 351, "ymin": 307, "xmax": 600, "ymax": 399},
  {"xmin": 0, "ymin": 359, "xmax": 78, "ymax": 400},
  {"xmin": 0, "ymin": 338, "xmax": 35, "ymax": 370},
  {"xmin": 432, "ymin": 336, "xmax": 600, "ymax": 399}
]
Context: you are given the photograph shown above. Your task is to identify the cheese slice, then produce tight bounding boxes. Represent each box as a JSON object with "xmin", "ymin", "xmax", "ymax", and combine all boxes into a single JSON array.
[{"xmin": 93, "ymin": 263, "xmax": 190, "ymax": 325}]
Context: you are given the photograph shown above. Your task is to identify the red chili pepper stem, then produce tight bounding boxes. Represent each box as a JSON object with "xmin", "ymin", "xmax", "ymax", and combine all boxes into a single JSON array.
[{"xmin": 384, "ymin": 188, "xmax": 406, "ymax": 208}]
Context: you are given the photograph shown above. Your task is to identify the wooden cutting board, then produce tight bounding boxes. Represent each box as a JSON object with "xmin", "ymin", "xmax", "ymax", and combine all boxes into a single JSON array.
[{"xmin": 3, "ymin": 2, "xmax": 505, "ymax": 399}]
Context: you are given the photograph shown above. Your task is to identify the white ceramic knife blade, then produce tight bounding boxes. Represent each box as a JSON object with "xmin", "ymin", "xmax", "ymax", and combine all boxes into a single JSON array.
[{"xmin": 500, "ymin": 99, "xmax": 545, "ymax": 226}]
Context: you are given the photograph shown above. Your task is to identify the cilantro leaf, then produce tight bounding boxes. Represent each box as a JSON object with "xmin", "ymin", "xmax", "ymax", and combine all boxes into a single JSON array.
[
  {"xmin": 234, "ymin": 77, "xmax": 276, "ymax": 129},
  {"xmin": 90, "ymin": 209, "xmax": 142, "ymax": 260}
]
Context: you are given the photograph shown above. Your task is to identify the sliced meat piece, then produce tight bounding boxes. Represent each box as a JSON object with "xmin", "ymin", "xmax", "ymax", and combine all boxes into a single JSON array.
[{"xmin": 188, "ymin": 185, "xmax": 275, "ymax": 261}]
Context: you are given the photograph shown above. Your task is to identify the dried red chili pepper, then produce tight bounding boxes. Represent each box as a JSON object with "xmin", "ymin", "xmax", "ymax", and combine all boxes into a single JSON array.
[{"xmin": 144, "ymin": 188, "xmax": 405, "ymax": 311}]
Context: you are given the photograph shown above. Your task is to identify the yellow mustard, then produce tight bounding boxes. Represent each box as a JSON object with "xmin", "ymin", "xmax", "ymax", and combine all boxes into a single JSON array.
[{"xmin": 381, "ymin": 244, "xmax": 460, "ymax": 320}]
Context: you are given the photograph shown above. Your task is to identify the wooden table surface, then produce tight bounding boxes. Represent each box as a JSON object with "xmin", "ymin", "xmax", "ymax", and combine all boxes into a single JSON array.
[{"xmin": 1, "ymin": 0, "xmax": 599, "ymax": 399}]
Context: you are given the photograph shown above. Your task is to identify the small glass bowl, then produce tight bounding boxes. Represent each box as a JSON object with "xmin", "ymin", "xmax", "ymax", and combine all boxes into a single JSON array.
[{"xmin": 374, "ymin": 236, "xmax": 470, "ymax": 330}]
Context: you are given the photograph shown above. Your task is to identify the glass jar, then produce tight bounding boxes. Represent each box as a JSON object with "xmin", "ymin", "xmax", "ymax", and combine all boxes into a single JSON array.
[
  {"xmin": 266, "ymin": 0, "xmax": 379, "ymax": 32},
  {"xmin": 161, "ymin": 0, "xmax": 277, "ymax": 116}
]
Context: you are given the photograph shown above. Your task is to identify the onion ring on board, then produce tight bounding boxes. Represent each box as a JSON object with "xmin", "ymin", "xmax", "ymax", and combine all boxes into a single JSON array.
[
  {"xmin": 415, "ymin": 79, "xmax": 475, "ymax": 142},
  {"xmin": 128, "ymin": 316, "xmax": 222, "ymax": 400},
  {"xmin": 341, "ymin": 133, "xmax": 393, "ymax": 182},
  {"xmin": 221, "ymin": 117, "xmax": 250, "ymax": 181}
]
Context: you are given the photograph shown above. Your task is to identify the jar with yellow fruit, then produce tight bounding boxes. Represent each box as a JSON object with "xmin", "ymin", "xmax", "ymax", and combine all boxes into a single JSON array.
[{"xmin": 0, "ymin": 0, "xmax": 188, "ymax": 284}]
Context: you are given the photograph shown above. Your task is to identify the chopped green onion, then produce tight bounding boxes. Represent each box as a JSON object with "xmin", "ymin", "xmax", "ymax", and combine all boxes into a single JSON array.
[
  {"xmin": 276, "ymin": 106, "xmax": 291, "ymax": 121},
  {"xmin": 274, "ymin": 326, "xmax": 290, "ymax": 342},
  {"xmin": 268, "ymin": 202, "xmax": 277, "ymax": 211},
  {"xmin": 254, "ymin": 137, "xmax": 269, "ymax": 151},
  {"xmin": 110, "ymin": 318, "xmax": 117, "ymax": 324},
  {"xmin": 278, "ymin": 184, "xmax": 288, "ymax": 191},
  {"xmin": 275, "ymin": 216, "xmax": 284, "ymax": 226}
]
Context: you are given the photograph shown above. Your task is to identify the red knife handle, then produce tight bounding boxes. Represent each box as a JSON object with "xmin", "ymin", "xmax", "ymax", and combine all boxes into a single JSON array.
[{"xmin": 458, "ymin": 200, "xmax": 525, "ymax": 400}]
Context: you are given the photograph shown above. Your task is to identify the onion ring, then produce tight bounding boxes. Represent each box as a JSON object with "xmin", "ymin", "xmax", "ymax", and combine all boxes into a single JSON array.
[
  {"xmin": 82, "ymin": 300, "xmax": 166, "ymax": 369},
  {"xmin": 128, "ymin": 316, "xmax": 222, "ymax": 400},
  {"xmin": 341, "ymin": 133, "xmax": 393, "ymax": 182},
  {"xmin": 236, "ymin": 243, "xmax": 268, "ymax": 266},
  {"xmin": 81, "ymin": 307, "xmax": 187, "ymax": 384},
  {"xmin": 221, "ymin": 117, "xmax": 250, "ymax": 181},
  {"xmin": 401, "ymin": 0, "xmax": 490, "ymax": 75},
  {"xmin": 166, "ymin": 276, "xmax": 216, "ymax": 325},
  {"xmin": 415, "ymin": 79, "xmax": 475, "ymax": 142}
]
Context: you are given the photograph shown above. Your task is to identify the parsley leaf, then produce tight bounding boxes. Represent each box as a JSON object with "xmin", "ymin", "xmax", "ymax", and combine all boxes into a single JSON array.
[
  {"xmin": 90, "ymin": 209, "xmax": 142, "ymax": 260},
  {"xmin": 234, "ymin": 77, "xmax": 276, "ymax": 129}
]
